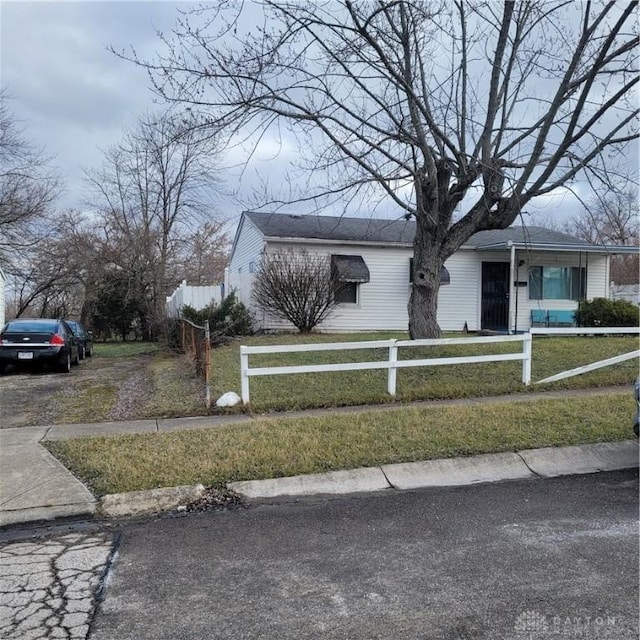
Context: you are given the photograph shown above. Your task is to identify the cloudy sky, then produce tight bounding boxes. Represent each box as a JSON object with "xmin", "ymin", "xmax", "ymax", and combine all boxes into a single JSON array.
[
  {"xmin": 0, "ymin": 1, "xmax": 623, "ymax": 229},
  {"xmin": 2, "ymin": 2, "xmax": 202, "ymax": 205}
]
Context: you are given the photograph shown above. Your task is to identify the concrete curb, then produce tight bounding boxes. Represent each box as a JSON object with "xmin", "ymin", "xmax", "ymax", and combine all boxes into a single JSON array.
[
  {"xmin": 381, "ymin": 452, "xmax": 534, "ymax": 490},
  {"xmin": 519, "ymin": 440, "xmax": 639, "ymax": 478},
  {"xmin": 229, "ymin": 467, "xmax": 390, "ymax": 499},
  {"xmin": 99, "ymin": 484, "xmax": 206, "ymax": 517},
  {"xmin": 228, "ymin": 441, "xmax": 638, "ymax": 501}
]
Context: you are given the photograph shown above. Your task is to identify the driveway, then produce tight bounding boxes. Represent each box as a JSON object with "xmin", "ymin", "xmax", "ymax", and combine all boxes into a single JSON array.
[{"xmin": 0, "ymin": 355, "xmax": 153, "ymax": 429}]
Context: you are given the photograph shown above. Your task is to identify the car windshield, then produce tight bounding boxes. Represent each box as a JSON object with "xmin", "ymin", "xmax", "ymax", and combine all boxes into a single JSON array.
[{"xmin": 4, "ymin": 321, "xmax": 58, "ymax": 333}]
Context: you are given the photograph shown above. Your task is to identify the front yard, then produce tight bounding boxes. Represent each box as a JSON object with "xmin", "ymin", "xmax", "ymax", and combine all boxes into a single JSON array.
[
  {"xmin": 38, "ymin": 332, "xmax": 637, "ymax": 497},
  {"xmin": 47, "ymin": 391, "xmax": 634, "ymax": 495},
  {"xmin": 212, "ymin": 332, "xmax": 638, "ymax": 412}
]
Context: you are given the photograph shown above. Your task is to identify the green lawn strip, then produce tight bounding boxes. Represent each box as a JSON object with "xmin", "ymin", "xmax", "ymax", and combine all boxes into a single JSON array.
[
  {"xmin": 211, "ymin": 333, "xmax": 638, "ymax": 411},
  {"xmin": 45, "ymin": 392, "xmax": 633, "ymax": 496},
  {"xmin": 139, "ymin": 353, "xmax": 205, "ymax": 418},
  {"xmin": 94, "ymin": 342, "xmax": 160, "ymax": 358},
  {"xmin": 53, "ymin": 382, "xmax": 119, "ymax": 424}
]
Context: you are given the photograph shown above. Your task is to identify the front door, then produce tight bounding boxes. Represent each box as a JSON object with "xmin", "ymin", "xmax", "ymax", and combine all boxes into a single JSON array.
[{"xmin": 481, "ymin": 262, "xmax": 510, "ymax": 331}]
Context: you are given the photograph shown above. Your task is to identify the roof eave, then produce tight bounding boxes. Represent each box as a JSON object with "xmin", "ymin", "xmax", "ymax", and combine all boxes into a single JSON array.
[
  {"xmin": 264, "ymin": 236, "xmax": 413, "ymax": 248},
  {"xmin": 475, "ymin": 242, "xmax": 639, "ymax": 254}
]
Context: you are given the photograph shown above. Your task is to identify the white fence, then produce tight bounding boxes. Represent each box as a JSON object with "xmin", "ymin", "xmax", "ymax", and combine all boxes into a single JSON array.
[
  {"xmin": 238, "ymin": 328, "xmax": 640, "ymax": 404},
  {"xmin": 530, "ymin": 326, "xmax": 640, "ymax": 384},
  {"xmin": 239, "ymin": 334, "xmax": 532, "ymax": 405},
  {"xmin": 165, "ymin": 280, "xmax": 222, "ymax": 318}
]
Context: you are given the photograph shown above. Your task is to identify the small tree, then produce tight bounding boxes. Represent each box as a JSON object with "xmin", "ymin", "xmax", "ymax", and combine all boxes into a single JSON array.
[{"xmin": 253, "ymin": 249, "xmax": 338, "ymax": 333}]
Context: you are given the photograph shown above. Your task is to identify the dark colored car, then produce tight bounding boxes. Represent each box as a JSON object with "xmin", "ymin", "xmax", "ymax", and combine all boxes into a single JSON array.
[
  {"xmin": 65, "ymin": 320, "xmax": 93, "ymax": 359},
  {"xmin": 0, "ymin": 318, "xmax": 80, "ymax": 374}
]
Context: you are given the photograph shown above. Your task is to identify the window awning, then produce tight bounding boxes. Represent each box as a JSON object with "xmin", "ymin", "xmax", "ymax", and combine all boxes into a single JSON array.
[{"xmin": 331, "ymin": 254, "xmax": 370, "ymax": 283}]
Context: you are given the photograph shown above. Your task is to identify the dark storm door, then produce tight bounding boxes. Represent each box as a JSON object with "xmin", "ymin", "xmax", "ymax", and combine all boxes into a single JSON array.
[{"xmin": 481, "ymin": 262, "xmax": 510, "ymax": 331}]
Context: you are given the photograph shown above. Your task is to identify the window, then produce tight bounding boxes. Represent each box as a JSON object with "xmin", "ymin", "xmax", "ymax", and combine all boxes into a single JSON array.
[
  {"xmin": 331, "ymin": 254, "xmax": 369, "ymax": 305},
  {"xmin": 334, "ymin": 282, "xmax": 358, "ymax": 304},
  {"xmin": 529, "ymin": 266, "xmax": 586, "ymax": 300}
]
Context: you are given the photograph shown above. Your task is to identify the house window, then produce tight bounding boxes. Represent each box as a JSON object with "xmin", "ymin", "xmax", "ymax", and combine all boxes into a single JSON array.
[
  {"xmin": 335, "ymin": 282, "xmax": 358, "ymax": 304},
  {"xmin": 331, "ymin": 254, "xmax": 369, "ymax": 305},
  {"xmin": 249, "ymin": 261, "xmax": 255, "ymax": 274},
  {"xmin": 529, "ymin": 266, "xmax": 586, "ymax": 300}
]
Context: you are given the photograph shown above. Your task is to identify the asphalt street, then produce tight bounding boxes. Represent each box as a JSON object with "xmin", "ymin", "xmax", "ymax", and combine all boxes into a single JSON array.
[{"xmin": 87, "ymin": 469, "xmax": 639, "ymax": 640}]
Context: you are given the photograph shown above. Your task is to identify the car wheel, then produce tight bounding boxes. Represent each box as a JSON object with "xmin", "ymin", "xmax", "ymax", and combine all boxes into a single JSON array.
[
  {"xmin": 59, "ymin": 352, "xmax": 71, "ymax": 373},
  {"xmin": 86, "ymin": 345, "xmax": 93, "ymax": 358},
  {"xmin": 79, "ymin": 345, "xmax": 86, "ymax": 360}
]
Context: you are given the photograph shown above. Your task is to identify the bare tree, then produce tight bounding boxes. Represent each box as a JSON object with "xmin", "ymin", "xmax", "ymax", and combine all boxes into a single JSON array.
[
  {"xmin": 253, "ymin": 249, "xmax": 339, "ymax": 333},
  {"xmin": 130, "ymin": 1, "xmax": 638, "ymax": 337},
  {"xmin": 567, "ymin": 188, "xmax": 639, "ymax": 284},
  {"xmin": 0, "ymin": 90, "xmax": 60, "ymax": 266},
  {"xmin": 11, "ymin": 212, "xmax": 87, "ymax": 319},
  {"xmin": 172, "ymin": 221, "xmax": 229, "ymax": 286},
  {"xmin": 85, "ymin": 111, "xmax": 222, "ymax": 337}
]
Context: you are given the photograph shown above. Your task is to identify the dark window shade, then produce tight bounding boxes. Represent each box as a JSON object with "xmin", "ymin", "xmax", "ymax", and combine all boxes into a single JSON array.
[{"xmin": 334, "ymin": 282, "xmax": 358, "ymax": 304}]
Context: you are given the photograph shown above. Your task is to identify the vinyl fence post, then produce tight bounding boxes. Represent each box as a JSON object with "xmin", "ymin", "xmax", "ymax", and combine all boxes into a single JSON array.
[
  {"xmin": 387, "ymin": 342, "xmax": 398, "ymax": 396},
  {"xmin": 522, "ymin": 332, "xmax": 532, "ymax": 385},
  {"xmin": 240, "ymin": 347, "xmax": 250, "ymax": 405}
]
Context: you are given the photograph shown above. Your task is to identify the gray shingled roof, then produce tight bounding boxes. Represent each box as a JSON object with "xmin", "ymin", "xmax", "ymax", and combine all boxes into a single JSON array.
[
  {"xmin": 244, "ymin": 211, "xmax": 588, "ymax": 247},
  {"xmin": 245, "ymin": 211, "xmax": 415, "ymax": 244}
]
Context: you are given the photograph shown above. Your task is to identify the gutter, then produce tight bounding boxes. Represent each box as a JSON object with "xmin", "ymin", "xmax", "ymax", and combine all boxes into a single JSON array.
[{"xmin": 475, "ymin": 242, "xmax": 640, "ymax": 254}]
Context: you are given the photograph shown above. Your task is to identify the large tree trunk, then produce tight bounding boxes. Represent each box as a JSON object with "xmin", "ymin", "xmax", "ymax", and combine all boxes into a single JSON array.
[{"xmin": 408, "ymin": 221, "xmax": 444, "ymax": 339}]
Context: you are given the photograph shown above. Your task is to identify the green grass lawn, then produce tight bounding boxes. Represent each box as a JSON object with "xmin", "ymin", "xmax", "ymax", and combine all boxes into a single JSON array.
[
  {"xmin": 211, "ymin": 332, "xmax": 638, "ymax": 412},
  {"xmin": 46, "ymin": 391, "xmax": 635, "ymax": 496},
  {"xmin": 93, "ymin": 341, "xmax": 160, "ymax": 358}
]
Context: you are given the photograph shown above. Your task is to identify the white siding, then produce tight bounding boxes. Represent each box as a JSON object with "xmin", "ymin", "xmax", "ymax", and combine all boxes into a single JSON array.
[
  {"xmin": 228, "ymin": 217, "xmax": 265, "ymax": 311},
  {"xmin": 438, "ymin": 251, "xmax": 489, "ymax": 332},
  {"xmin": 266, "ymin": 241, "xmax": 411, "ymax": 332}
]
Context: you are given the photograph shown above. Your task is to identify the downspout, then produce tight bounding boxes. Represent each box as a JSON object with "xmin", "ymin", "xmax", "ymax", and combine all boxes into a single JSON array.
[{"xmin": 508, "ymin": 242, "xmax": 516, "ymax": 334}]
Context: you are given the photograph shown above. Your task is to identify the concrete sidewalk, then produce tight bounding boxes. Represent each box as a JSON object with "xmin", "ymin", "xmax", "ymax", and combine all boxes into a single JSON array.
[{"xmin": 1, "ymin": 386, "xmax": 637, "ymax": 527}]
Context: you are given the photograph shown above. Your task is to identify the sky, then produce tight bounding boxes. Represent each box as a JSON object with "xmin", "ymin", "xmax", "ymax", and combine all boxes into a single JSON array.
[
  {"xmin": 0, "ymin": 1, "xmax": 631, "ymax": 231},
  {"xmin": 1, "ymin": 1, "xmax": 189, "ymax": 209}
]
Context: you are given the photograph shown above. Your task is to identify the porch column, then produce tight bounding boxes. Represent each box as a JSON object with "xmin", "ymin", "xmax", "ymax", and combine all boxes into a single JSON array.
[{"xmin": 508, "ymin": 243, "xmax": 516, "ymax": 334}]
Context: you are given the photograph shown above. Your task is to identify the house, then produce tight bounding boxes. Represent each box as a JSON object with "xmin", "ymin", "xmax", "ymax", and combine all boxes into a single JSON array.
[
  {"xmin": 227, "ymin": 211, "xmax": 638, "ymax": 333},
  {"xmin": 165, "ymin": 280, "xmax": 223, "ymax": 318},
  {"xmin": 0, "ymin": 265, "xmax": 5, "ymax": 329}
]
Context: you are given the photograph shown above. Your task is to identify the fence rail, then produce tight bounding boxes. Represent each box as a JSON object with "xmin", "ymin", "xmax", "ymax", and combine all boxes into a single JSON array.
[
  {"xmin": 240, "ymin": 334, "xmax": 532, "ymax": 405},
  {"xmin": 530, "ymin": 326, "xmax": 639, "ymax": 385}
]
